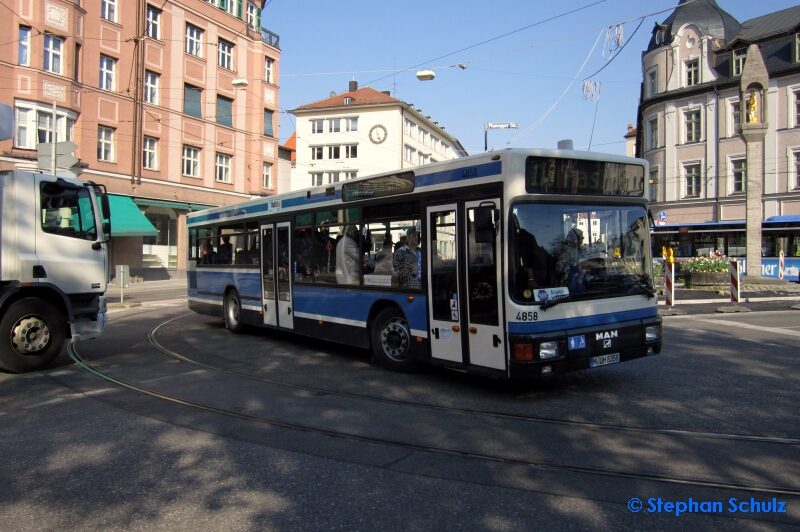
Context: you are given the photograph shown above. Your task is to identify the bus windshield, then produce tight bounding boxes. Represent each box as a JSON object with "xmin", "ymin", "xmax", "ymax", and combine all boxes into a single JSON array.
[{"xmin": 511, "ymin": 203, "xmax": 650, "ymax": 304}]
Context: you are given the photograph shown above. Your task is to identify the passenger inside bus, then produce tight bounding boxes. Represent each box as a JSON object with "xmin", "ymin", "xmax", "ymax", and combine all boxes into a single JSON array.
[
  {"xmin": 336, "ymin": 225, "xmax": 362, "ymax": 285},
  {"xmin": 217, "ymin": 235, "xmax": 233, "ymax": 264}
]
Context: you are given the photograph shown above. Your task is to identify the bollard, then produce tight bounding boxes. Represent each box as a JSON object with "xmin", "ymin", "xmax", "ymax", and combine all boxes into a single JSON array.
[
  {"xmin": 779, "ymin": 250, "xmax": 785, "ymax": 280},
  {"xmin": 730, "ymin": 260, "xmax": 740, "ymax": 304},
  {"xmin": 665, "ymin": 261, "xmax": 675, "ymax": 306}
]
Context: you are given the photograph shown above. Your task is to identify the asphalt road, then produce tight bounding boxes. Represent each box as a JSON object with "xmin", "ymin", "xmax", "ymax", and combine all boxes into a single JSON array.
[{"xmin": 1, "ymin": 302, "xmax": 799, "ymax": 531}]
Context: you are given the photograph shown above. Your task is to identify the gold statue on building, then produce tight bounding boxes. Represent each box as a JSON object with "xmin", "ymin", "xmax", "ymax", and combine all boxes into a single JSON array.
[{"xmin": 747, "ymin": 90, "xmax": 758, "ymax": 123}]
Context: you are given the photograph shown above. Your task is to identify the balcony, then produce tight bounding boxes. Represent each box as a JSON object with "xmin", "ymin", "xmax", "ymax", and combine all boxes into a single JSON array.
[{"xmin": 261, "ymin": 29, "xmax": 280, "ymax": 50}]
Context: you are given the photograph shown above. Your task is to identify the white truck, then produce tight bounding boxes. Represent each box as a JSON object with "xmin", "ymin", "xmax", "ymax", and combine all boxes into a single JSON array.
[{"xmin": 0, "ymin": 104, "xmax": 110, "ymax": 373}]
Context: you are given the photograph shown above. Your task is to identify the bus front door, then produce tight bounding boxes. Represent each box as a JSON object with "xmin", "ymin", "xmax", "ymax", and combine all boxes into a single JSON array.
[
  {"xmin": 464, "ymin": 199, "xmax": 506, "ymax": 371},
  {"xmin": 426, "ymin": 205, "xmax": 464, "ymax": 363},
  {"xmin": 276, "ymin": 222, "xmax": 294, "ymax": 330},
  {"xmin": 260, "ymin": 224, "xmax": 277, "ymax": 327}
]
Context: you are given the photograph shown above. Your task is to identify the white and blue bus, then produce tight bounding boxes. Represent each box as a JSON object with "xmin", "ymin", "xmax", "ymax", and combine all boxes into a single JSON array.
[{"xmin": 186, "ymin": 148, "xmax": 662, "ymax": 379}]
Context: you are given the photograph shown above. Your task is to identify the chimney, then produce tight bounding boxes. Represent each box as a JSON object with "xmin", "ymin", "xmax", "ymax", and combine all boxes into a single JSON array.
[
  {"xmin": 381, "ymin": 90, "xmax": 391, "ymax": 96},
  {"xmin": 627, "ymin": 123, "xmax": 634, "ymax": 134},
  {"xmin": 349, "ymin": 80, "xmax": 358, "ymax": 92}
]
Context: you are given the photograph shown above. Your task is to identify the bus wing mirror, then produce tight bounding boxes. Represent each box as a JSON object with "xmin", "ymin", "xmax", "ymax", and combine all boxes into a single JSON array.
[{"xmin": 647, "ymin": 209, "xmax": 655, "ymax": 230}]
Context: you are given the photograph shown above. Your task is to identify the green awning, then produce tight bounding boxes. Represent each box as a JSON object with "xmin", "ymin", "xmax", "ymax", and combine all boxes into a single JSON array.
[
  {"xmin": 189, "ymin": 204, "xmax": 215, "ymax": 211},
  {"xmin": 134, "ymin": 198, "xmax": 190, "ymax": 210},
  {"xmin": 108, "ymin": 195, "xmax": 158, "ymax": 237}
]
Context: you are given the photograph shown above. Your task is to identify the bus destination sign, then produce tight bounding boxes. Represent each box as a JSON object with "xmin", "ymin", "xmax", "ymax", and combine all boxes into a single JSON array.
[
  {"xmin": 525, "ymin": 156, "xmax": 644, "ymax": 197},
  {"xmin": 342, "ymin": 171, "xmax": 415, "ymax": 202}
]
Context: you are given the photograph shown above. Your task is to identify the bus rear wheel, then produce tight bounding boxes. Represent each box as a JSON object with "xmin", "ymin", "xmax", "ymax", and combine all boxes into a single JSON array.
[
  {"xmin": 0, "ymin": 298, "xmax": 66, "ymax": 373},
  {"xmin": 225, "ymin": 290, "xmax": 244, "ymax": 334},
  {"xmin": 370, "ymin": 307, "xmax": 420, "ymax": 373}
]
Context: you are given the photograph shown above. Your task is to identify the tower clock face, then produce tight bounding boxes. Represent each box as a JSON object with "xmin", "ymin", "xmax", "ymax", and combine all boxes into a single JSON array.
[{"xmin": 369, "ymin": 124, "xmax": 388, "ymax": 144}]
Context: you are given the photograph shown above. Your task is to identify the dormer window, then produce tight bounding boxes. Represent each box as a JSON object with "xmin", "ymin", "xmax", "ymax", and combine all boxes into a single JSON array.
[
  {"xmin": 733, "ymin": 49, "xmax": 746, "ymax": 76},
  {"xmin": 796, "ymin": 34, "xmax": 800, "ymax": 63},
  {"xmin": 343, "ymin": 97, "xmax": 353, "ymax": 105}
]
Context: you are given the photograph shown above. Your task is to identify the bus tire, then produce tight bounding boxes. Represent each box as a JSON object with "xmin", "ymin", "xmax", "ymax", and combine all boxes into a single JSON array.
[
  {"xmin": 0, "ymin": 298, "xmax": 66, "ymax": 373},
  {"xmin": 224, "ymin": 290, "xmax": 244, "ymax": 334},
  {"xmin": 370, "ymin": 307, "xmax": 420, "ymax": 373}
]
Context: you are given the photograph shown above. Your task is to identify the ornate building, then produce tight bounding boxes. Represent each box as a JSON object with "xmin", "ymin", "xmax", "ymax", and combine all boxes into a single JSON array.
[
  {"xmin": 637, "ymin": 1, "xmax": 800, "ymax": 270},
  {"xmin": 1, "ymin": 0, "xmax": 281, "ymax": 280}
]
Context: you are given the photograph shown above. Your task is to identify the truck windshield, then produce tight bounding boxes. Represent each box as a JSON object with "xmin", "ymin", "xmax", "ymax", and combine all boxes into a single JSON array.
[
  {"xmin": 510, "ymin": 203, "xmax": 650, "ymax": 304},
  {"xmin": 40, "ymin": 182, "xmax": 97, "ymax": 240}
]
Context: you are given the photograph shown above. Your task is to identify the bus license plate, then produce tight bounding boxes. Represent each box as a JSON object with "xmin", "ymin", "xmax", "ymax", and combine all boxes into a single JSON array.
[{"xmin": 590, "ymin": 353, "xmax": 620, "ymax": 368}]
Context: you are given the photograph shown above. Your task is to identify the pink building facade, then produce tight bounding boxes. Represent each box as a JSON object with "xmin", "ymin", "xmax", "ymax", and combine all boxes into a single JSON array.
[{"xmin": 0, "ymin": 0, "xmax": 281, "ymax": 279}]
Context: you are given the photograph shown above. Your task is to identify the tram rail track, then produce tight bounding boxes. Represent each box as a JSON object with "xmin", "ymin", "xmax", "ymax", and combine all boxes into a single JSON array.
[
  {"xmin": 147, "ymin": 314, "xmax": 800, "ymax": 447},
  {"xmin": 68, "ymin": 338, "xmax": 800, "ymax": 498}
]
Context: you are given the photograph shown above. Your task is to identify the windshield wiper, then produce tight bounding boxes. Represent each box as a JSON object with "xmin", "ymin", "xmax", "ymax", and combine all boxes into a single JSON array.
[{"xmin": 628, "ymin": 282, "xmax": 656, "ymax": 298}]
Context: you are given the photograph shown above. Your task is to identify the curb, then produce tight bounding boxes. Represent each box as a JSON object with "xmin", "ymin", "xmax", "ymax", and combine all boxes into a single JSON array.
[{"xmin": 107, "ymin": 303, "xmax": 142, "ymax": 309}]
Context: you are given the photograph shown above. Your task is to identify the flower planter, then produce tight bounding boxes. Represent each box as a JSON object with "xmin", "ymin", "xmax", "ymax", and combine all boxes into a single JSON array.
[{"xmin": 683, "ymin": 272, "xmax": 729, "ymax": 287}]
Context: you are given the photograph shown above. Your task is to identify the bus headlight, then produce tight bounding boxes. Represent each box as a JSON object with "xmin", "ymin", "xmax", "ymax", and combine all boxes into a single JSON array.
[
  {"xmin": 539, "ymin": 341, "xmax": 559, "ymax": 359},
  {"xmin": 645, "ymin": 325, "xmax": 661, "ymax": 342}
]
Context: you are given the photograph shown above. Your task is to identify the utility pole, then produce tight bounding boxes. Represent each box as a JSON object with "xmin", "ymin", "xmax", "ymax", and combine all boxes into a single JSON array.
[{"xmin": 130, "ymin": 0, "xmax": 145, "ymax": 186}]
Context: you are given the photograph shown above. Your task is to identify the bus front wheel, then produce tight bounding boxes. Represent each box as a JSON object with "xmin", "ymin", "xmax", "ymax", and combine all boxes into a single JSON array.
[
  {"xmin": 0, "ymin": 298, "xmax": 66, "ymax": 373},
  {"xmin": 370, "ymin": 307, "xmax": 420, "ymax": 373},
  {"xmin": 225, "ymin": 290, "xmax": 244, "ymax": 334}
]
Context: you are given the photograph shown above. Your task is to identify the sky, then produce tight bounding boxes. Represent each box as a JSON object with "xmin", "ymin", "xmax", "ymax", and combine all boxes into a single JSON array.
[{"xmin": 264, "ymin": 0, "xmax": 798, "ymax": 157}]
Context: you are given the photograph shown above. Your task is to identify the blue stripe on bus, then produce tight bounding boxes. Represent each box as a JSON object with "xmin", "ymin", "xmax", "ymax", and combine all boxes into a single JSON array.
[
  {"xmin": 293, "ymin": 285, "xmax": 428, "ymax": 332},
  {"xmin": 507, "ymin": 307, "xmax": 658, "ymax": 334},
  {"xmin": 191, "ymin": 269, "xmax": 261, "ymax": 300},
  {"xmin": 187, "ymin": 161, "xmax": 503, "ymax": 226},
  {"xmin": 415, "ymin": 161, "xmax": 502, "ymax": 188}
]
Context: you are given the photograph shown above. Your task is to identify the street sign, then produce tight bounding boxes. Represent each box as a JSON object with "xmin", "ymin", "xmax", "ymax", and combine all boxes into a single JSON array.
[
  {"xmin": 37, "ymin": 154, "xmax": 79, "ymax": 169},
  {"xmin": 37, "ymin": 141, "xmax": 79, "ymax": 156},
  {"xmin": 485, "ymin": 122, "xmax": 519, "ymax": 130},
  {"xmin": 658, "ymin": 211, "xmax": 667, "ymax": 222}
]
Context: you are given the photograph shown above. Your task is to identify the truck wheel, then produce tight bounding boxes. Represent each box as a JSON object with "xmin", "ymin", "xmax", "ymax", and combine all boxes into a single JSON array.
[
  {"xmin": 0, "ymin": 298, "xmax": 66, "ymax": 373},
  {"xmin": 370, "ymin": 307, "xmax": 420, "ymax": 373},
  {"xmin": 225, "ymin": 290, "xmax": 244, "ymax": 334}
]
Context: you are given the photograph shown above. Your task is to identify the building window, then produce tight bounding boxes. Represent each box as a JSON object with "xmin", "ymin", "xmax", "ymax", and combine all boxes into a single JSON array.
[
  {"xmin": 432, "ymin": 137, "xmax": 440, "ymax": 153},
  {"xmin": 794, "ymin": 152, "xmax": 800, "ymax": 189},
  {"xmin": 185, "ymin": 24, "xmax": 203, "ymax": 57},
  {"xmin": 74, "ymin": 44, "xmax": 82, "ymax": 82},
  {"xmin": 184, "ymin": 84, "xmax": 202, "ymax": 117},
  {"xmin": 345, "ymin": 117, "xmax": 358, "ymax": 132},
  {"xmin": 18, "ymin": 27, "xmax": 30, "ymax": 66},
  {"xmin": 144, "ymin": 71, "xmax": 159, "ymax": 105},
  {"xmin": 685, "ymin": 110, "xmax": 701, "ymax": 143},
  {"xmin": 404, "ymin": 145, "xmax": 416, "ymax": 164},
  {"xmin": 311, "ymin": 172, "xmax": 323, "ymax": 187},
  {"xmin": 647, "ymin": 68, "xmax": 657, "ymax": 98},
  {"xmin": 649, "ymin": 168, "xmax": 659, "ymax": 202},
  {"xmin": 43, "ymin": 35, "xmax": 63, "ymax": 75},
  {"xmin": 328, "ymin": 146, "xmax": 341, "ymax": 160},
  {"xmin": 794, "ymin": 91, "xmax": 800, "ymax": 128},
  {"xmin": 143, "ymin": 137, "xmax": 158, "ymax": 170},
  {"xmin": 247, "ymin": 3, "xmax": 260, "ymax": 30},
  {"xmin": 101, "ymin": 0, "xmax": 117, "ymax": 22},
  {"xmin": 328, "ymin": 118, "xmax": 341, "ymax": 133},
  {"xmin": 264, "ymin": 57, "xmax": 274, "ymax": 83},
  {"xmin": 345, "ymin": 144, "xmax": 357, "ymax": 159},
  {"xmin": 215, "ymin": 153, "xmax": 232, "ymax": 183},
  {"xmin": 797, "ymin": 34, "xmax": 800, "ymax": 63},
  {"xmin": 97, "ymin": 126, "xmax": 115, "ymax": 162},
  {"xmin": 731, "ymin": 158, "xmax": 746, "ymax": 193},
  {"xmin": 419, "ymin": 129, "xmax": 428, "ymax": 146},
  {"xmin": 263, "ymin": 109, "xmax": 274, "ymax": 136},
  {"xmin": 733, "ymin": 49, "xmax": 746, "ymax": 76},
  {"xmin": 419, "ymin": 154, "xmax": 429, "ymax": 165},
  {"xmin": 345, "ymin": 171, "xmax": 357, "ymax": 180},
  {"xmin": 731, "ymin": 101, "xmax": 741, "ymax": 135},
  {"xmin": 327, "ymin": 172, "xmax": 340, "ymax": 184},
  {"xmin": 311, "ymin": 146, "xmax": 323, "ymax": 160},
  {"xmin": 404, "ymin": 119, "xmax": 416, "ymax": 137},
  {"xmin": 216, "ymin": 95, "xmax": 233, "ymax": 127},
  {"xmin": 343, "ymin": 97, "xmax": 353, "ymax": 105},
  {"xmin": 219, "ymin": 0, "xmax": 236, "ymax": 16},
  {"xmin": 14, "ymin": 103, "xmax": 75, "ymax": 149},
  {"xmin": 647, "ymin": 118, "xmax": 658, "ymax": 151},
  {"xmin": 146, "ymin": 6, "xmax": 161, "ymax": 39},
  {"xmin": 182, "ymin": 146, "xmax": 200, "ymax": 177},
  {"xmin": 218, "ymin": 40, "xmax": 233, "ymax": 70},
  {"xmin": 262, "ymin": 162, "xmax": 272, "ymax": 189},
  {"xmin": 99, "ymin": 56, "xmax": 116, "ymax": 91},
  {"xmin": 685, "ymin": 59, "xmax": 699, "ymax": 87},
  {"xmin": 311, "ymin": 120, "xmax": 323, "ymax": 134},
  {"xmin": 684, "ymin": 163, "xmax": 701, "ymax": 197}
]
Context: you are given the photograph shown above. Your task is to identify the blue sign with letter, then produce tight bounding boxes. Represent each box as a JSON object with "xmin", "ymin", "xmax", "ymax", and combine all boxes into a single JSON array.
[{"xmin": 658, "ymin": 211, "xmax": 667, "ymax": 222}]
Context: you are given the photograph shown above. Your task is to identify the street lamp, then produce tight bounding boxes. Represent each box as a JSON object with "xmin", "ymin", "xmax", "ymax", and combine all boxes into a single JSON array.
[{"xmin": 484, "ymin": 122, "xmax": 518, "ymax": 151}]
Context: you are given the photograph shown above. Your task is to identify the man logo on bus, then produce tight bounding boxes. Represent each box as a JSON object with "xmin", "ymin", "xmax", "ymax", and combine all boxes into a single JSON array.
[{"xmin": 537, "ymin": 290, "xmax": 548, "ymax": 301}]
